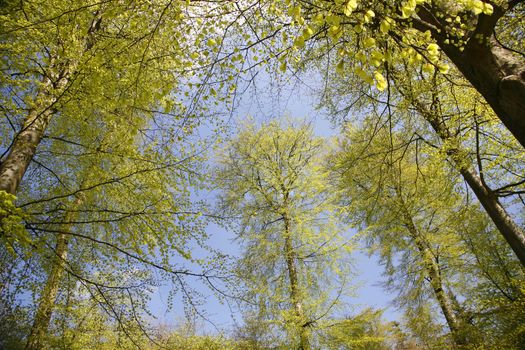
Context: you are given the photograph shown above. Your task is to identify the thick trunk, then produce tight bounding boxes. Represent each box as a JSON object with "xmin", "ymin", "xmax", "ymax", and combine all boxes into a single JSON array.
[
  {"xmin": 440, "ymin": 36, "xmax": 525, "ymax": 148},
  {"xmin": 421, "ymin": 108, "xmax": 525, "ymax": 267},
  {"xmin": 0, "ymin": 14, "xmax": 100, "ymax": 195},
  {"xmin": 415, "ymin": 3, "xmax": 525, "ymax": 148},
  {"xmin": 0, "ymin": 57, "xmax": 74, "ymax": 195},
  {"xmin": 397, "ymin": 193, "xmax": 467, "ymax": 346},
  {"xmin": 25, "ymin": 194, "xmax": 83, "ymax": 350},
  {"xmin": 0, "ymin": 76, "xmax": 57, "ymax": 195},
  {"xmin": 283, "ymin": 214, "xmax": 310, "ymax": 350}
]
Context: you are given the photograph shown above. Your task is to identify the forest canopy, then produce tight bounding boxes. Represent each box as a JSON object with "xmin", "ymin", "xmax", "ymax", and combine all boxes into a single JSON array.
[{"xmin": 1, "ymin": 0, "xmax": 524, "ymax": 349}]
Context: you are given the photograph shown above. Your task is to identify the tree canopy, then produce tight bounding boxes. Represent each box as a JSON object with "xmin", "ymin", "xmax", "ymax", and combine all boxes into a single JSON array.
[{"xmin": 1, "ymin": 1, "xmax": 524, "ymax": 349}]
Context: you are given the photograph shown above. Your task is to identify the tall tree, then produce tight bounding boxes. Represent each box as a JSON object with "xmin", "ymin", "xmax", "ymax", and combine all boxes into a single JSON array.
[
  {"xmin": 248, "ymin": 0, "xmax": 525, "ymax": 147},
  {"xmin": 0, "ymin": 0, "xmax": 230, "ymax": 197},
  {"xmin": 389, "ymin": 65, "xmax": 525, "ymax": 266},
  {"xmin": 331, "ymin": 120, "xmax": 525, "ymax": 347},
  {"xmin": 303, "ymin": 11, "xmax": 525, "ymax": 266},
  {"xmin": 331, "ymin": 127, "xmax": 469, "ymax": 346},
  {"xmin": 216, "ymin": 121, "xmax": 353, "ymax": 350},
  {"xmin": 0, "ymin": 1, "xmax": 235, "ymax": 346}
]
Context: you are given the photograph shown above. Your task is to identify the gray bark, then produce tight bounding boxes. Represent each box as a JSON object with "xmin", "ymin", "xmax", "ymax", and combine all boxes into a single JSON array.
[
  {"xmin": 25, "ymin": 194, "xmax": 83, "ymax": 350},
  {"xmin": 283, "ymin": 213, "xmax": 310, "ymax": 350},
  {"xmin": 396, "ymin": 190, "xmax": 468, "ymax": 346},
  {"xmin": 416, "ymin": 101, "xmax": 525, "ymax": 267},
  {"xmin": 0, "ymin": 14, "xmax": 100, "ymax": 195},
  {"xmin": 0, "ymin": 72, "xmax": 62, "ymax": 194},
  {"xmin": 440, "ymin": 36, "xmax": 525, "ymax": 149}
]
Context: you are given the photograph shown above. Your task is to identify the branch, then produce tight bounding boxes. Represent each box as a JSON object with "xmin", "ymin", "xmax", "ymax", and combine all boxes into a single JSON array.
[{"xmin": 28, "ymin": 225, "xmax": 226, "ymax": 280}]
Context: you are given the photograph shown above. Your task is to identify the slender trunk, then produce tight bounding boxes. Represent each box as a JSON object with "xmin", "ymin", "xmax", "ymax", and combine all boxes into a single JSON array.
[
  {"xmin": 440, "ymin": 36, "xmax": 525, "ymax": 149},
  {"xmin": 25, "ymin": 194, "xmax": 83, "ymax": 350},
  {"xmin": 419, "ymin": 105, "xmax": 525, "ymax": 267},
  {"xmin": 25, "ymin": 232, "xmax": 68, "ymax": 350},
  {"xmin": 283, "ymin": 213, "xmax": 310, "ymax": 350},
  {"xmin": 459, "ymin": 167, "xmax": 525, "ymax": 265},
  {"xmin": 396, "ymin": 191, "xmax": 468, "ymax": 346}
]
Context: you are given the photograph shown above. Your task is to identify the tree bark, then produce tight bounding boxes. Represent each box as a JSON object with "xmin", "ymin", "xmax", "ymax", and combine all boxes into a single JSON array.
[
  {"xmin": 414, "ymin": 3, "xmax": 525, "ymax": 148},
  {"xmin": 416, "ymin": 101, "xmax": 525, "ymax": 267},
  {"xmin": 440, "ymin": 36, "xmax": 525, "ymax": 149},
  {"xmin": 0, "ymin": 73, "xmax": 60, "ymax": 195},
  {"xmin": 0, "ymin": 14, "xmax": 100, "ymax": 195},
  {"xmin": 25, "ymin": 194, "xmax": 83, "ymax": 350},
  {"xmin": 458, "ymin": 167, "xmax": 525, "ymax": 267},
  {"xmin": 396, "ymin": 190, "xmax": 468, "ymax": 346},
  {"xmin": 283, "ymin": 213, "xmax": 310, "ymax": 350}
]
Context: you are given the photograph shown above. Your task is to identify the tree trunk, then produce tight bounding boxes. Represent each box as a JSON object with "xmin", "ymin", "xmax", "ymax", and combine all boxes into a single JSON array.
[
  {"xmin": 396, "ymin": 191, "xmax": 468, "ymax": 346},
  {"xmin": 25, "ymin": 194, "xmax": 83, "ymax": 350},
  {"xmin": 440, "ymin": 36, "xmax": 525, "ymax": 149},
  {"xmin": 283, "ymin": 213, "xmax": 310, "ymax": 350},
  {"xmin": 417, "ymin": 103, "xmax": 525, "ymax": 267},
  {"xmin": 414, "ymin": 3, "xmax": 525, "ymax": 148},
  {"xmin": 459, "ymin": 167, "xmax": 525, "ymax": 266},
  {"xmin": 0, "ymin": 14, "xmax": 100, "ymax": 195},
  {"xmin": 0, "ymin": 74, "xmax": 59, "ymax": 195},
  {"xmin": 25, "ymin": 232, "xmax": 69, "ymax": 350}
]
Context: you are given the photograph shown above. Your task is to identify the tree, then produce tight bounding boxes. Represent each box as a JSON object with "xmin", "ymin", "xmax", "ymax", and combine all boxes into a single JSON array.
[
  {"xmin": 216, "ymin": 120, "xmax": 353, "ymax": 350},
  {"xmin": 388, "ymin": 65, "xmax": 525, "ymax": 266},
  {"xmin": 247, "ymin": 0, "xmax": 525, "ymax": 147},
  {"xmin": 0, "ymin": 0, "xmax": 233, "ymax": 197},
  {"xmin": 205, "ymin": 0, "xmax": 525, "ymax": 263},
  {"xmin": 334, "ymin": 124, "xmax": 474, "ymax": 346},
  {"xmin": 331, "ymin": 120, "xmax": 525, "ymax": 347},
  {"xmin": 0, "ymin": 1, "xmax": 235, "ymax": 347},
  {"xmin": 305, "ymin": 10, "xmax": 525, "ymax": 266}
]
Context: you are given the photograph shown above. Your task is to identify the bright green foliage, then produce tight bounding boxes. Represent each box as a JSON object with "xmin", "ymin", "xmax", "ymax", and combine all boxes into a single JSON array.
[
  {"xmin": 155, "ymin": 323, "xmax": 241, "ymax": 350},
  {"xmin": 46, "ymin": 288, "xmax": 149, "ymax": 350},
  {"xmin": 331, "ymin": 119, "xmax": 525, "ymax": 348},
  {"xmin": 15, "ymin": 123, "xmax": 212, "ymax": 347},
  {"xmin": 0, "ymin": 0, "xmax": 208, "ymax": 244},
  {"xmin": 1, "ymin": 0, "xmax": 524, "ymax": 347},
  {"xmin": 226, "ymin": 0, "xmax": 525, "ymax": 149},
  {"xmin": 332, "ymin": 122, "xmax": 468, "ymax": 344},
  {"xmin": 49, "ymin": 300, "xmax": 242, "ymax": 350},
  {"xmin": 400, "ymin": 71, "xmax": 525, "ymax": 210},
  {"xmin": 233, "ymin": 307, "xmax": 284, "ymax": 349},
  {"xmin": 242, "ymin": 0, "xmax": 502, "ymax": 87},
  {"xmin": 0, "ymin": 191, "xmax": 28, "ymax": 254},
  {"xmin": 322, "ymin": 47, "xmax": 525, "ymax": 346},
  {"xmin": 0, "ymin": 0, "xmax": 229, "ymax": 346},
  {"xmin": 216, "ymin": 120, "xmax": 354, "ymax": 349},
  {"xmin": 320, "ymin": 308, "xmax": 391, "ymax": 349}
]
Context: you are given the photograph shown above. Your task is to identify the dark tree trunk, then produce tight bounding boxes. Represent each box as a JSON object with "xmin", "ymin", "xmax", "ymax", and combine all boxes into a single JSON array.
[
  {"xmin": 440, "ymin": 36, "xmax": 525, "ymax": 149},
  {"xmin": 415, "ymin": 101, "xmax": 525, "ymax": 267},
  {"xmin": 459, "ymin": 167, "xmax": 525, "ymax": 266},
  {"xmin": 413, "ymin": 3, "xmax": 525, "ymax": 147}
]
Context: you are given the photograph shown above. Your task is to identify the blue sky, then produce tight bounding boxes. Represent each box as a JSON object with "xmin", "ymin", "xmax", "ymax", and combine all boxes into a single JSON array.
[{"xmin": 147, "ymin": 68, "xmax": 400, "ymax": 332}]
